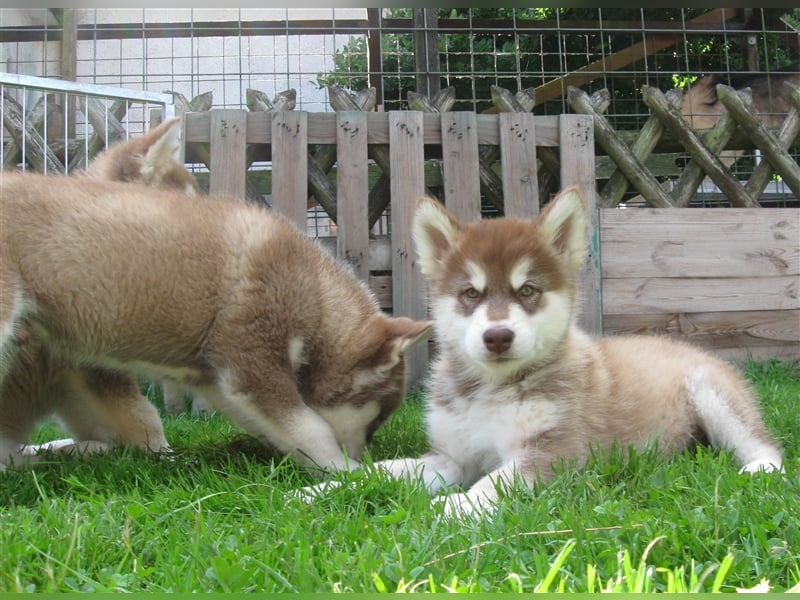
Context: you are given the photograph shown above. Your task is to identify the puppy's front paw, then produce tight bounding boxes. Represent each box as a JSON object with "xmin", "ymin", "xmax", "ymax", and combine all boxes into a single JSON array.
[
  {"xmin": 294, "ymin": 480, "xmax": 343, "ymax": 503},
  {"xmin": 22, "ymin": 438, "xmax": 110, "ymax": 456},
  {"xmin": 739, "ymin": 459, "xmax": 784, "ymax": 474},
  {"xmin": 437, "ymin": 492, "xmax": 494, "ymax": 519}
]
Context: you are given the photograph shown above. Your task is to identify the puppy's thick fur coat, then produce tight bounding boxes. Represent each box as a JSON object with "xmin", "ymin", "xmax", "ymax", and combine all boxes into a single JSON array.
[
  {"xmin": 1, "ymin": 118, "xmax": 197, "ymax": 466},
  {"xmin": 378, "ymin": 187, "xmax": 783, "ymax": 515},
  {"xmin": 0, "ymin": 124, "xmax": 431, "ymax": 470}
]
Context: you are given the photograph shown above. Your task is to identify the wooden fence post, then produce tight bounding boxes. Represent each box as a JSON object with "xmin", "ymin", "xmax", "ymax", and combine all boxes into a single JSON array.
[
  {"xmin": 499, "ymin": 111, "xmax": 539, "ymax": 218},
  {"xmin": 441, "ymin": 110, "xmax": 481, "ymax": 222},
  {"xmin": 389, "ymin": 110, "xmax": 428, "ymax": 387},
  {"xmin": 559, "ymin": 113, "xmax": 602, "ymax": 335},
  {"xmin": 271, "ymin": 110, "xmax": 309, "ymax": 228},
  {"xmin": 209, "ymin": 109, "xmax": 247, "ymax": 200},
  {"xmin": 336, "ymin": 111, "xmax": 370, "ymax": 281}
]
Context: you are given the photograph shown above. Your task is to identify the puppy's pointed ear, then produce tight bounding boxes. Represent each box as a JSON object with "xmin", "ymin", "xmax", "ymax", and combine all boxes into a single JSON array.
[
  {"xmin": 538, "ymin": 186, "xmax": 588, "ymax": 270},
  {"xmin": 358, "ymin": 315, "xmax": 434, "ymax": 370},
  {"xmin": 412, "ymin": 196, "xmax": 463, "ymax": 278},
  {"xmin": 139, "ymin": 118, "xmax": 200, "ymax": 195},
  {"xmin": 380, "ymin": 316, "xmax": 434, "ymax": 366},
  {"xmin": 140, "ymin": 117, "xmax": 183, "ymax": 167}
]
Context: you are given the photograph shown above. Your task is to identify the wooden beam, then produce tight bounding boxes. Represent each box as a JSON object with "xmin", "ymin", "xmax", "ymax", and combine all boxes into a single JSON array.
[
  {"xmin": 366, "ymin": 8, "xmax": 384, "ymax": 108},
  {"xmin": 413, "ymin": 8, "xmax": 441, "ymax": 97},
  {"xmin": 533, "ymin": 8, "xmax": 739, "ymax": 106},
  {"xmin": 59, "ymin": 8, "xmax": 78, "ymax": 138}
]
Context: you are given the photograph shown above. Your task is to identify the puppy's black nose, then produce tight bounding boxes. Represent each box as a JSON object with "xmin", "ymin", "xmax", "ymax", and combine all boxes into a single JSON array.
[{"xmin": 483, "ymin": 327, "xmax": 514, "ymax": 354}]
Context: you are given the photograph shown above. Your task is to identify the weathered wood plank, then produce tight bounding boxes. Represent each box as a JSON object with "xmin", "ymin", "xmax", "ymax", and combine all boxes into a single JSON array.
[
  {"xmin": 318, "ymin": 235, "xmax": 391, "ymax": 271},
  {"xmin": 603, "ymin": 275, "xmax": 799, "ymax": 315},
  {"xmin": 670, "ymin": 88, "xmax": 752, "ymax": 207},
  {"xmin": 407, "ymin": 87, "xmax": 456, "ymax": 113},
  {"xmin": 68, "ymin": 99, "xmax": 129, "ymax": 172},
  {"xmin": 184, "ymin": 111, "xmax": 562, "ymax": 147},
  {"xmin": 59, "ymin": 8, "xmax": 77, "ymax": 139},
  {"xmin": 311, "ymin": 235, "xmax": 393, "ymax": 326},
  {"xmin": 307, "ymin": 87, "xmax": 373, "ymax": 223},
  {"xmin": 490, "ymin": 85, "xmax": 537, "ymax": 113},
  {"xmin": 186, "ymin": 110, "xmax": 796, "ymax": 155},
  {"xmin": 713, "ymin": 345, "xmax": 800, "ymax": 365},
  {"xmin": 600, "ymin": 88, "xmax": 681, "ymax": 207},
  {"xmin": 596, "ymin": 154, "xmax": 685, "ymax": 179},
  {"xmin": 600, "ymin": 208, "xmax": 800, "ymax": 278},
  {"xmin": 389, "ymin": 111, "xmax": 428, "ymax": 386},
  {"xmin": 559, "ymin": 113, "xmax": 602, "ymax": 335},
  {"xmin": 602, "ymin": 240, "xmax": 800, "ymax": 279},
  {"xmin": 82, "ymin": 97, "xmax": 127, "ymax": 146},
  {"xmin": 379, "ymin": 113, "xmax": 560, "ymax": 146},
  {"xmin": 2, "ymin": 94, "xmax": 65, "ymax": 171},
  {"xmin": 716, "ymin": 83, "xmax": 800, "ymax": 198},
  {"xmin": 440, "ymin": 111, "xmax": 481, "ymax": 222},
  {"xmin": 368, "ymin": 275, "xmax": 393, "ymax": 310},
  {"xmin": 603, "ymin": 309, "xmax": 800, "ymax": 346},
  {"xmin": 1, "ymin": 94, "xmax": 65, "ymax": 173},
  {"xmin": 499, "ymin": 111, "xmax": 539, "ymax": 218},
  {"xmin": 603, "ymin": 310, "xmax": 800, "ymax": 364},
  {"xmin": 209, "ymin": 109, "xmax": 248, "ymax": 199},
  {"xmin": 336, "ymin": 111, "xmax": 369, "ymax": 281},
  {"xmin": 271, "ymin": 110, "xmax": 308, "ymax": 228},
  {"xmin": 475, "ymin": 114, "xmax": 507, "ymax": 212},
  {"xmin": 569, "ymin": 85, "xmax": 675, "ymax": 208},
  {"xmin": 745, "ymin": 83, "xmax": 800, "ymax": 199},
  {"xmin": 641, "ymin": 85, "xmax": 757, "ymax": 208}
]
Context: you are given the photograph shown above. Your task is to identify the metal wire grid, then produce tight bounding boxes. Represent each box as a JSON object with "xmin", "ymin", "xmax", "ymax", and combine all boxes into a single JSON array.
[
  {"xmin": 0, "ymin": 72, "xmax": 173, "ymax": 175},
  {"xmin": 1, "ymin": 8, "xmax": 797, "ymax": 209},
  {"xmin": 2, "ymin": 9, "xmax": 797, "ymax": 114}
]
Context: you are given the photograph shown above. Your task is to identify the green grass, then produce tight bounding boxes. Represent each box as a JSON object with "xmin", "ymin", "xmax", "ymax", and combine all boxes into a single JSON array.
[{"xmin": 1, "ymin": 360, "xmax": 798, "ymax": 592}]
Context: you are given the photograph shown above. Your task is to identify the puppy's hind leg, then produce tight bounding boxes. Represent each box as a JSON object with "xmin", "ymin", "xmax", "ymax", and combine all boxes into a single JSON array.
[
  {"xmin": 0, "ymin": 432, "xmax": 26, "ymax": 471},
  {"xmin": 0, "ymin": 274, "xmax": 28, "ymax": 388},
  {"xmin": 0, "ymin": 336, "xmax": 57, "ymax": 469},
  {"xmin": 54, "ymin": 367, "xmax": 170, "ymax": 454},
  {"xmin": 687, "ymin": 366, "xmax": 783, "ymax": 473}
]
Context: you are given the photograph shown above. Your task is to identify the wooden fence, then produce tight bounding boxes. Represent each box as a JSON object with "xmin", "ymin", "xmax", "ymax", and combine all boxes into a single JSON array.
[
  {"xmin": 183, "ymin": 109, "xmax": 599, "ymax": 383},
  {"xmin": 600, "ymin": 208, "xmax": 798, "ymax": 363},
  {"xmin": 2, "ymin": 72, "xmax": 796, "ymax": 383},
  {"xmin": 183, "ymin": 108, "xmax": 799, "ymax": 380}
]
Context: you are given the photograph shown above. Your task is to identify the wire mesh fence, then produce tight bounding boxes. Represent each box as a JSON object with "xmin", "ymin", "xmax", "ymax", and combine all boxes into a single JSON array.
[
  {"xmin": 3, "ymin": 9, "xmax": 797, "ymax": 112},
  {"xmin": 0, "ymin": 71, "xmax": 173, "ymax": 174},
  {"xmin": 1, "ymin": 8, "xmax": 798, "ymax": 208}
]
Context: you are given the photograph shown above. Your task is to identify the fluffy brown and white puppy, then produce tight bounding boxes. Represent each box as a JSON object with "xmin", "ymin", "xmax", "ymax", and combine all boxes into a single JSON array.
[
  {"xmin": 0, "ymin": 130, "xmax": 431, "ymax": 471},
  {"xmin": 376, "ymin": 187, "xmax": 783, "ymax": 516},
  {"xmin": 88, "ymin": 117, "xmax": 209, "ymax": 414},
  {"xmin": 1, "ymin": 118, "xmax": 198, "ymax": 466}
]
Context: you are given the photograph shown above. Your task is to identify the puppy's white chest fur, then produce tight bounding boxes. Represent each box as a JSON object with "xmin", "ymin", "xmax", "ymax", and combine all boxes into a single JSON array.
[{"xmin": 427, "ymin": 372, "xmax": 563, "ymax": 472}]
